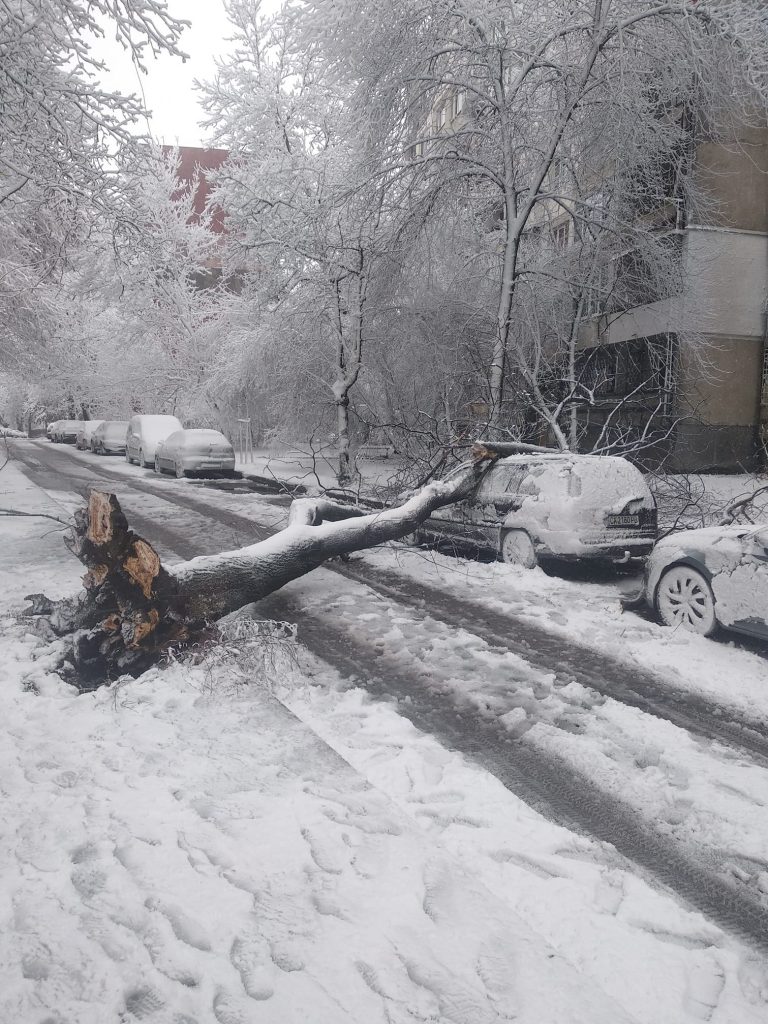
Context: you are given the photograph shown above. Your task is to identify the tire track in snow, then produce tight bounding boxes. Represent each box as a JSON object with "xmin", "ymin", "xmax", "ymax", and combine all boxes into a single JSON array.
[
  {"xmin": 259, "ymin": 590, "xmax": 768, "ymax": 956},
  {"xmin": 14, "ymin": 440, "xmax": 768, "ymax": 953}
]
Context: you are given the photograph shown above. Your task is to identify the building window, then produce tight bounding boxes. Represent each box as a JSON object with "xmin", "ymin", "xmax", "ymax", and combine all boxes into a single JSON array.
[
  {"xmin": 576, "ymin": 334, "xmax": 677, "ymax": 411},
  {"xmin": 584, "ymin": 262, "xmax": 613, "ymax": 317},
  {"xmin": 451, "ymin": 91, "xmax": 466, "ymax": 119},
  {"xmin": 436, "ymin": 105, "xmax": 447, "ymax": 131},
  {"xmin": 552, "ymin": 221, "xmax": 570, "ymax": 251}
]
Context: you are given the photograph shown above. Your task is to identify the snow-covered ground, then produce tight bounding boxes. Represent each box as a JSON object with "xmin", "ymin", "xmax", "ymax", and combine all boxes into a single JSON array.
[{"xmin": 3, "ymin": 452, "xmax": 768, "ymax": 1022}]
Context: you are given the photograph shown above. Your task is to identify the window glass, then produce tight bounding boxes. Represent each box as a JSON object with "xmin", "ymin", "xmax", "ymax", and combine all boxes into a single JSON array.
[{"xmin": 476, "ymin": 465, "xmax": 528, "ymax": 500}]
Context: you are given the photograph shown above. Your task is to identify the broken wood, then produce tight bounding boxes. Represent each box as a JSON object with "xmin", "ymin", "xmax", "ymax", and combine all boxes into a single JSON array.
[{"xmin": 26, "ymin": 450, "xmax": 499, "ymax": 688}]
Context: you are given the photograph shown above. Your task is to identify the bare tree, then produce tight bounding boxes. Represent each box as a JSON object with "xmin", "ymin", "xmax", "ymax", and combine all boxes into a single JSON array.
[
  {"xmin": 298, "ymin": 0, "xmax": 768, "ymax": 439},
  {"xmin": 202, "ymin": 3, "xmax": 414, "ymax": 485},
  {"xmin": 0, "ymin": 1, "xmax": 188, "ymax": 393}
]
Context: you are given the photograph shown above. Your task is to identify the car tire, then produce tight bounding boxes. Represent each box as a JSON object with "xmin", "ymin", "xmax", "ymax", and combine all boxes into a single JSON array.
[
  {"xmin": 125, "ymin": 449, "xmax": 133, "ymax": 464},
  {"xmin": 655, "ymin": 564, "xmax": 717, "ymax": 636},
  {"xmin": 175, "ymin": 461, "xmax": 186, "ymax": 479},
  {"xmin": 154, "ymin": 457, "xmax": 163, "ymax": 475},
  {"xmin": 500, "ymin": 529, "xmax": 537, "ymax": 568},
  {"xmin": 138, "ymin": 448, "xmax": 148, "ymax": 468}
]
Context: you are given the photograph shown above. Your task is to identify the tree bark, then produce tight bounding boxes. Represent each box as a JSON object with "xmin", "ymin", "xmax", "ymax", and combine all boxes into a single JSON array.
[{"xmin": 26, "ymin": 448, "xmax": 498, "ymax": 688}]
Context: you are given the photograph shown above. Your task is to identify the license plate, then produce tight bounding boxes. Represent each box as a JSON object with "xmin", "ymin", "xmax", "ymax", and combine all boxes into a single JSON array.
[{"xmin": 607, "ymin": 514, "xmax": 640, "ymax": 527}]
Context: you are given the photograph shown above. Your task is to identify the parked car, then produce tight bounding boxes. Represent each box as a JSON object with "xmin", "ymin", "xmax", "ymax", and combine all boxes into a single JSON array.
[
  {"xmin": 51, "ymin": 420, "xmax": 85, "ymax": 443},
  {"xmin": 125, "ymin": 415, "xmax": 183, "ymax": 467},
  {"xmin": 75, "ymin": 420, "xmax": 104, "ymax": 450},
  {"xmin": 644, "ymin": 525, "xmax": 768, "ymax": 639},
  {"xmin": 46, "ymin": 421, "xmax": 62, "ymax": 440},
  {"xmin": 91, "ymin": 420, "xmax": 129, "ymax": 455},
  {"xmin": 155, "ymin": 429, "xmax": 236, "ymax": 478},
  {"xmin": 409, "ymin": 453, "xmax": 657, "ymax": 567}
]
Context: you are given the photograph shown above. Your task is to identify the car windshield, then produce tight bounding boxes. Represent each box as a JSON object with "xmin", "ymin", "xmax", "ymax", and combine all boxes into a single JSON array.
[
  {"xmin": 103, "ymin": 422, "xmax": 128, "ymax": 438},
  {"xmin": 138, "ymin": 417, "xmax": 182, "ymax": 444},
  {"xmin": 179, "ymin": 430, "xmax": 230, "ymax": 448}
]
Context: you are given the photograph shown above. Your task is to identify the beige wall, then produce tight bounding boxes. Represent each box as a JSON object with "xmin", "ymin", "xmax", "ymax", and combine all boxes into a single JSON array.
[
  {"xmin": 694, "ymin": 126, "xmax": 768, "ymax": 233},
  {"xmin": 582, "ymin": 227, "xmax": 768, "ymax": 347},
  {"xmin": 677, "ymin": 335, "xmax": 763, "ymax": 427}
]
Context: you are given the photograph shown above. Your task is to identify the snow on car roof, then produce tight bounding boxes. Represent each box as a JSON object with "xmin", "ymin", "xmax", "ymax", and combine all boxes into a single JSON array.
[
  {"xmin": 134, "ymin": 415, "xmax": 181, "ymax": 423},
  {"xmin": 656, "ymin": 524, "xmax": 764, "ymax": 548},
  {"xmin": 497, "ymin": 453, "xmax": 628, "ymax": 465}
]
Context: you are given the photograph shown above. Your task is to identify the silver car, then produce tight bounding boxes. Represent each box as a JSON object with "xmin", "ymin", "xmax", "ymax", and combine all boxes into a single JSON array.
[
  {"xmin": 645, "ymin": 525, "xmax": 768, "ymax": 639},
  {"xmin": 154, "ymin": 429, "xmax": 236, "ymax": 478},
  {"xmin": 91, "ymin": 420, "xmax": 129, "ymax": 455}
]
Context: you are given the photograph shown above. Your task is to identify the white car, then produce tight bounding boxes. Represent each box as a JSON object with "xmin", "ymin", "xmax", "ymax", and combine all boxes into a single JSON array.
[
  {"xmin": 155, "ymin": 429, "xmax": 236, "ymax": 478},
  {"xmin": 645, "ymin": 525, "xmax": 768, "ymax": 639},
  {"xmin": 125, "ymin": 414, "xmax": 183, "ymax": 467},
  {"xmin": 413, "ymin": 453, "xmax": 657, "ymax": 568}
]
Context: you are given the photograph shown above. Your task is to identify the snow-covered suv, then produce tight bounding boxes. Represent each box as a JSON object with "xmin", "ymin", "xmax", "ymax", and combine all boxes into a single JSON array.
[{"xmin": 414, "ymin": 453, "xmax": 657, "ymax": 568}]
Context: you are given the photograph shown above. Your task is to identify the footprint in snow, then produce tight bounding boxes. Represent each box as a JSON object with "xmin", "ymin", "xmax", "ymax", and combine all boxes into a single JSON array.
[
  {"xmin": 142, "ymin": 921, "xmax": 201, "ymax": 988},
  {"xmin": 355, "ymin": 958, "xmax": 439, "ymax": 1021},
  {"xmin": 144, "ymin": 897, "xmax": 212, "ymax": 952},
  {"xmin": 230, "ymin": 932, "xmax": 275, "ymax": 1000},
  {"xmin": 737, "ymin": 954, "xmax": 768, "ymax": 1005},
  {"xmin": 422, "ymin": 857, "xmax": 466, "ymax": 924},
  {"xmin": 301, "ymin": 826, "xmax": 349, "ymax": 874},
  {"xmin": 476, "ymin": 931, "xmax": 521, "ymax": 1019},
  {"xmin": 123, "ymin": 986, "xmax": 165, "ymax": 1020},
  {"xmin": 212, "ymin": 989, "xmax": 258, "ymax": 1024},
  {"xmin": 592, "ymin": 869, "xmax": 625, "ymax": 916},
  {"xmin": 490, "ymin": 848, "xmax": 562, "ymax": 879},
  {"xmin": 683, "ymin": 955, "xmax": 725, "ymax": 1021},
  {"xmin": 399, "ymin": 951, "xmax": 499, "ymax": 1024}
]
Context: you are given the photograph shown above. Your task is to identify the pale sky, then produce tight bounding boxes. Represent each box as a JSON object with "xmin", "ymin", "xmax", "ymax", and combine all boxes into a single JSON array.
[{"xmin": 95, "ymin": 0, "xmax": 234, "ymax": 148}]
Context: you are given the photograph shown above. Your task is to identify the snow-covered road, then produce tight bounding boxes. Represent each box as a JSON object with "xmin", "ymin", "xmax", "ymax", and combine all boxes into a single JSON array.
[{"xmin": 3, "ymin": 439, "xmax": 768, "ymax": 1022}]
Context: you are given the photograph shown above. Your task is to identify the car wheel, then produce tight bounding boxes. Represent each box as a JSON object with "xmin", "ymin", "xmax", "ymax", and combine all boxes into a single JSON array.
[
  {"xmin": 175, "ymin": 461, "xmax": 186, "ymax": 479},
  {"xmin": 154, "ymin": 457, "xmax": 163, "ymax": 475},
  {"xmin": 655, "ymin": 564, "xmax": 717, "ymax": 636},
  {"xmin": 138, "ymin": 448, "xmax": 147, "ymax": 468},
  {"xmin": 500, "ymin": 529, "xmax": 537, "ymax": 568},
  {"xmin": 125, "ymin": 449, "xmax": 133, "ymax": 464}
]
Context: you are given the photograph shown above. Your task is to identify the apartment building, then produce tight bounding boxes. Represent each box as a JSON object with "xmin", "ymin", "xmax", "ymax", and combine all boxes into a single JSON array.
[
  {"xmin": 570, "ymin": 124, "xmax": 768, "ymax": 471},
  {"xmin": 408, "ymin": 76, "xmax": 768, "ymax": 470},
  {"xmin": 163, "ymin": 145, "xmax": 234, "ymax": 290}
]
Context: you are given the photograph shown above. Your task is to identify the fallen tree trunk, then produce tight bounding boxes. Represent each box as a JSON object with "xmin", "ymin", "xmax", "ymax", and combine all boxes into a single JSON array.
[{"xmin": 26, "ymin": 446, "xmax": 499, "ymax": 688}]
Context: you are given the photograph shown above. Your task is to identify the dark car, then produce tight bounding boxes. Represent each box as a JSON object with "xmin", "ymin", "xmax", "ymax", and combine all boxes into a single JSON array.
[
  {"xmin": 52, "ymin": 420, "xmax": 85, "ymax": 443},
  {"xmin": 410, "ymin": 453, "xmax": 657, "ymax": 568}
]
